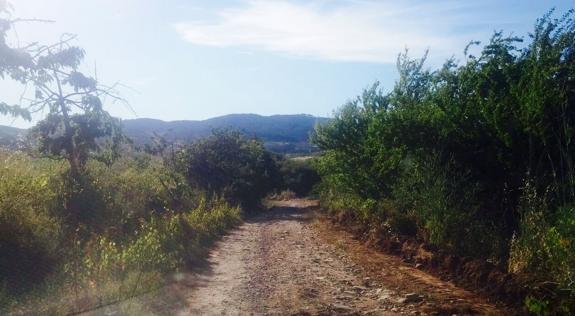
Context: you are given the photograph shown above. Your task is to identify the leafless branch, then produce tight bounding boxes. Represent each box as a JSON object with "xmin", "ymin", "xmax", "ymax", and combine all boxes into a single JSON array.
[
  {"xmin": 18, "ymin": 81, "xmax": 29, "ymax": 105},
  {"xmin": 10, "ymin": 18, "xmax": 55, "ymax": 24},
  {"xmin": 32, "ymin": 34, "xmax": 78, "ymax": 58}
]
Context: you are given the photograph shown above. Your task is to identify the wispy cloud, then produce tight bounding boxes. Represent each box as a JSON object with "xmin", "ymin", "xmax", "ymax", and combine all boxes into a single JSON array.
[{"xmin": 174, "ymin": 0, "xmax": 485, "ymax": 64}]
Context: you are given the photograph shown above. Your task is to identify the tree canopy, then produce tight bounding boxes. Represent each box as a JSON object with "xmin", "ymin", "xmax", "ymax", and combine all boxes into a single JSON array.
[{"xmin": 0, "ymin": 3, "xmax": 123, "ymax": 174}]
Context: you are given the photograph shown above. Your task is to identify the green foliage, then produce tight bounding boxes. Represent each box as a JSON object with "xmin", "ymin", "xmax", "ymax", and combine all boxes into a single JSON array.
[
  {"xmin": 313, "ymin": 9, "xmax": 575, "ymax": 311},
  {"xmin": 83, "ymin": 198, "xmax": 240, "ymax": 278},
  {"xmin": 80, "ymin": 156, "xmax": 197, "ymax": 232},
  {"xmin": 178, "ymin": 129, "xmax": 280, "ymax": 207},
  {"xmin": 509, "ymin": 184, "xmax": 575, "ymax": 313},
  {"xmin": 0, "ymin": 149, "xmax": 242, "ymax": 314},
  {"xmin": 0, "ymin": 152, "xmax": 65, "ymax": 293},
  {"xmin": 30, "ymin": 112, "xmax": 123, "ymax": 172},
  {"xmin": 313, "ymin": 82, "xmax": 393, "ymax": 199},
  {"xmin": 277, "ymin": 157, "xmax": 320, "ymax": 197},
  {"xmin": 0, "ymin": 4, "xmax": 272, "ymax": 314},
  {"xmin": 1, "ymin": 6, "xmax": 124, "ymax": 175},
  {"xmin": 525, "ymin": 296, "xmax": 551, "ymax": 316},
  {"xmin": 391, "ymin": 159, "xmax": 506, "ymax": 258}
]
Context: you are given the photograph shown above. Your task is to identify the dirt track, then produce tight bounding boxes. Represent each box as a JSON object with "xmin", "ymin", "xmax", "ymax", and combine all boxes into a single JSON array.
[{"xmin": 86, "ymin": 199, "xmax": 504, "ymax": 315}]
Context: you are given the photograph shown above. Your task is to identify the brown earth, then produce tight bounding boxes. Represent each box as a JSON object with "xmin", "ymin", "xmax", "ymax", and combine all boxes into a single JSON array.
[{"xmin": 83, "ymin": 199, "xmax": 510, "ymax": 315}]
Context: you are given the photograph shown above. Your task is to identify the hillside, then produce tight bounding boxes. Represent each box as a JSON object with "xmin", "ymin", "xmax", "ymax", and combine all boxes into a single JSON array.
[
  {"xmin": 123, "ymin": 114, "xmax": 327, "ymax": 153},
  {"xmin": 0, "ymin": 114, "xmax": 327, "ymax": 154},
  {"xmin": 0, "ymin": 125, "xmax": 25, "ymax": 147}
]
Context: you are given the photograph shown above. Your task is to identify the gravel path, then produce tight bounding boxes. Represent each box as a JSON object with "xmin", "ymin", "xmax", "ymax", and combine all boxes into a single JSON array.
[
  {"xmin": 183, "ymin": 199, "xmax": 395, "ymax": 315},
  {"xmin": 85, "ymin": 199, "xmax": 503, "ymax": 315}
]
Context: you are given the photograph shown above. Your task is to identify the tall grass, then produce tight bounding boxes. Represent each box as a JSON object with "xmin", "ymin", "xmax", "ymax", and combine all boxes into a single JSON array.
[{"xmin": 0, "ymin": 150, "xmax": 241, "ymax": 315}]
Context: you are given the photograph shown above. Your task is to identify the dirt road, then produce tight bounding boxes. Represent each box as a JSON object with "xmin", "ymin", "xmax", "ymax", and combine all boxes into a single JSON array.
[{"xmin": 87, "ymin": 199, "xmax": 504, "ymax": 315}]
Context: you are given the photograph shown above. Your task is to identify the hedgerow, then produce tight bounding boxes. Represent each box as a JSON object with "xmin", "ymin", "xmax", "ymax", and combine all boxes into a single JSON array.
[{"xmin": 313, "ymin": 10, "xmax": 575, "ymax": 313}]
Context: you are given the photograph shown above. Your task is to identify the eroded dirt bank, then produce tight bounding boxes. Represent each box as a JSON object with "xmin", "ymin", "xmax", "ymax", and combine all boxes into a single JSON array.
[{"xmin": 85, "ymin": 199, "xmax": 507, "ymax": 315}]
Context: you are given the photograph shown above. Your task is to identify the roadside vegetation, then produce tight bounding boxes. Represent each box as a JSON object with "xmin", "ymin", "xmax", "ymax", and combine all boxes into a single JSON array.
[
  {"xmin": 276, "ymin": 156, "xmax": 321, "ymax": 198},
  {"xmin": 0, "ymin": 4, "xmax": 288, "ymax": 314},
  {"xmin": 4, "ymin": 0, "xmax": 574, "ymax": 314},
  {"xmin": 0, "ymin": 129, "xmax": 313, "ymax": 314},
  {"xmin": 313, "ymin": 10, "xmax": 575, "ymax": 314},
  {"xmin": 0, "ymin": 126, "xmax": 299, "ymax": 314}
]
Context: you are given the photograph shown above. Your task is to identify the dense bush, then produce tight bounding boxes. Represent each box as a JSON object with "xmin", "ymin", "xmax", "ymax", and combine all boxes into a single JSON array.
[
  {"xmin": 0, "ymin": 148, "xmax": 242, "ymax": 314},
  {"xmin": 0, "ymin": 152, "xmax": 65, "ymax": 293},
  {"xmin": 277, "ymin": 157, "xmax": 320, "ymax": 197},
  {"xmin": 177, "ymin": 130, "xmax": 280, "ymax": 208},
  {"xmin": 509, "ymin": 184, "xmax": 575, "ymax": 312},
  {"xmin": 1, "ymin": 4, "xmax": 280, "ymax": 313},
  {"xmin": 313, "ymin": 10, "xmax": 575, "ymax": 313},
  {"xmin": 81, "ymin": 197, "xmax": 240, "ymax": 284}
]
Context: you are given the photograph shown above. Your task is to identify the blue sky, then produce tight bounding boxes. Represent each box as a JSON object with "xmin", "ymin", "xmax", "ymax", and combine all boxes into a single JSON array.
[{"xmin": 1, "ymin": 0, "xmax": 573, "ymax": 128}]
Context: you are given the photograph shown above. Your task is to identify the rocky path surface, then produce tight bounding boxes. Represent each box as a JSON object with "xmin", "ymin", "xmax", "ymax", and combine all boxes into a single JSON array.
[
  {"xmin": 185, "ymin": 199, "xmax": 395, "ymax": 315},
  {"xmin": 87, "ymin": 199, "xmax": 504, "ymax": 315}
]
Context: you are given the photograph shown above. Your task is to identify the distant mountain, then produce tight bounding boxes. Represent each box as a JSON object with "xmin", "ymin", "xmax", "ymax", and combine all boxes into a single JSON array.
[
  {"xmin": 0, "ymin": 125, "xmax": 25, "ymax": 147},
  {"xmin": 123, "ymin": 114, "xmax": 328, "ymax": 154},
  {"xmin": 0, "ymin": 114, "xmax": 328, "ymax": 154}
]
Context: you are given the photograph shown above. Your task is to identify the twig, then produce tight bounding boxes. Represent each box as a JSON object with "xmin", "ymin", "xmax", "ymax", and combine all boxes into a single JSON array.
[{"xmin": 10, "ymin": 18, "xmax": 55, "ymax": 24}]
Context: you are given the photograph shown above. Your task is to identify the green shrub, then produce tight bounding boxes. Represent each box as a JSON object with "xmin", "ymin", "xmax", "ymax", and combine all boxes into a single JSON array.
[
  {"xmin": 509, "ymin": 186, "xmax": 575, "ymax": 314},
  {"xmin": 392, "ymin": 159, "xmax": 506, "ymax": 258},
  {"xmin": 178, "ymin": 130, "xmax": 280, "ymax": 208},
  {"xmin": 278, "ymin": 158, "xmax": 320, "ymax": 197},
  {"xmin": 83, "ymin": 197, "xmax": 240, "ymax": 279},
  {"xmin": 84, "ymin": 157, "xmax": 197, "ymax": 234},
  {"xmin": 0, "ymin": 152, "xmax": 65, "ymax": 293},
  {"xmin": 312, "ymin": 9, "xmax": 575, "ymax": 309},
  {"xmin": 0, "ymin": 148, "xmax": 244, "ymax": 314}
]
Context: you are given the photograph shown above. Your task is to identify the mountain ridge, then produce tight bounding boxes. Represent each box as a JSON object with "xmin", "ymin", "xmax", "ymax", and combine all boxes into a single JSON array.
[
  {"xmin": 0, "ymin": 125, "xmax": 26, "ymax": 147},
  {"xmin": 123, "ymin": 113, "xmax": 328, "ymax": 153},
  {"xmin": 0, "ymin": 113, "xmax": 328, "ymax": 153}
]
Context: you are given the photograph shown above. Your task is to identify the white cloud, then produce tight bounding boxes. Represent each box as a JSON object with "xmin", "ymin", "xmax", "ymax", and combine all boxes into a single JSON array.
[{"xmin": 174, "ymin": 0, "xmax": 482, "ymax": 64}]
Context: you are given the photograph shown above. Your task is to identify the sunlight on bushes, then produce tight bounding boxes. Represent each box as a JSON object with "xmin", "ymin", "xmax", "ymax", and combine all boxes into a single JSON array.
[
  {"xmin": 0, "ymin": 149, "xmax": 242, "ymax": 315},
  {"xmin": 312, "ymin": 10, "xmax": 575, "ymax": 313}
]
